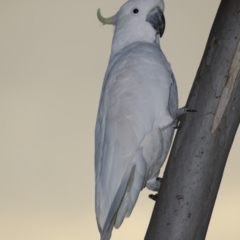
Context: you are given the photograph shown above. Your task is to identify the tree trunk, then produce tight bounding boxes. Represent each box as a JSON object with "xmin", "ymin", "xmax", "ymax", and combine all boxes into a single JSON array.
[{"xmin": 145, "ymin": 0, "xmax": 240, "ymax": 239}]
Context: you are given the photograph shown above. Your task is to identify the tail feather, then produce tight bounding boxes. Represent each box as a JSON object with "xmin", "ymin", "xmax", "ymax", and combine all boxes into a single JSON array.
[
  {"xmin": 116, "ymin": 149, "xmax": 146, "ymax": 224},
  {"xmin": 114, "ymin": 165, "xmax": 136, "ymax": 228},
  {"xmin": 100, "ymin": 149, "xmax": 147, "ymax": 240},
  {"xmin": 100, "ymin": 165, "xmax": 135, "ymax": 240},
  {"xmin": 127, "ymin": 150, "xmax": 146, "ymax": 217}
]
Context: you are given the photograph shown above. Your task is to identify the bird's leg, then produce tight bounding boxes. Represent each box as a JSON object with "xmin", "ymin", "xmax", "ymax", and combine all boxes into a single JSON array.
[{"xmin": 148, "ymin": 177, "xmax": 161, "ymax": 201}]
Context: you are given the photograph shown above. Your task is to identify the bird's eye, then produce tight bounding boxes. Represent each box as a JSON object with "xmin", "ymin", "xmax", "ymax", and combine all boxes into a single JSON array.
[{"xmin": 133, "ymin": 8, "xmax": 139, "ymax": 14}]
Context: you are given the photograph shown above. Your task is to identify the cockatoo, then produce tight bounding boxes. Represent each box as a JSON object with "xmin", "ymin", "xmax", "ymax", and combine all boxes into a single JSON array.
[{"xmin": 95, "ymin": 0, "xmax": 190, "ymax": 239}]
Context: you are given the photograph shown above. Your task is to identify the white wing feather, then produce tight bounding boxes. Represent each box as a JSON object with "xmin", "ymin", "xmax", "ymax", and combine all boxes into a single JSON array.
[{"xmin": 95, "ymin": 42, "xmax": 177, "ymax": 240}]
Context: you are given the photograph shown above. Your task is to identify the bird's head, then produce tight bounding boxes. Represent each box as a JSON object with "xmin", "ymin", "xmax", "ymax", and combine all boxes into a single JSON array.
[{"xmin": 97, "ymin": 0, "xmax": 165, "ymax": 55}]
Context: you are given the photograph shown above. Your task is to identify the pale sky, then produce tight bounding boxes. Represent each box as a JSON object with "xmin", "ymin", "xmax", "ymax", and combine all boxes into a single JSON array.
[{"xmin": 0, "ymin": 0, "xmax": 239, "ymax": 240}]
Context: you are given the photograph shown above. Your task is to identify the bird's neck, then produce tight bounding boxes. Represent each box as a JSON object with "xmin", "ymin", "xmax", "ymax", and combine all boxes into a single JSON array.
[{"xmin": 110, "ymin": 27, "xmax": 159, "ymax": 57}]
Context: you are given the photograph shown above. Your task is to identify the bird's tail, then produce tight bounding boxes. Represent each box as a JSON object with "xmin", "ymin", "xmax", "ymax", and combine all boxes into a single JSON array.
[
  {"xmin": 115, "ymin": 150, "xmax": 146, "ymax": 228},
  {"xmin": 100, "ymin": 150, "xmax": 146, "ymax": 240},
  {"xmin": 100, "ymin": 166, "xmax": 136, "ymax": 240}
]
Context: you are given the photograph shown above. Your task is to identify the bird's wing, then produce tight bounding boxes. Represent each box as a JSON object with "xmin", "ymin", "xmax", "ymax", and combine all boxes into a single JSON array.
[
  {"xmin": 168, "ymin": 73, "xmax": 178, "ymax": 117},
  {"xmin": 95, "ymin": 42, "xmax": 173, "ymax": 236}
]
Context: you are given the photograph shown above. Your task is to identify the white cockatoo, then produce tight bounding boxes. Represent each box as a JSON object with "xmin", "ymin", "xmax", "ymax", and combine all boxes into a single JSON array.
[{"xmin": 95, "ymin": 0, "xmax": 190, "ymax": 239}]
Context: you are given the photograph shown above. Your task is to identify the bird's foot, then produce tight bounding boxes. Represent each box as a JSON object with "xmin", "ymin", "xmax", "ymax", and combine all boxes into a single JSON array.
[
  {"xmin": 147, "ymin": 177, "xmax": 161, "ymax": 201},
  {"xmin": 146, "ymin": 177, "xmax": 162, "ymax": 191},
  {"xmin": 149, "ymin": 194, "xmax": 158, "ymax": 201},
  {"xmin": 173, "ymin": 124, "xmax": 180, "ymax": 129},
  {"xmin": 175, "ymin": 107, "xmax": 197, "ymax": 119},
  {"xmin": 156, "ymin": 177, "xmax": 162, "ymax": 183}
]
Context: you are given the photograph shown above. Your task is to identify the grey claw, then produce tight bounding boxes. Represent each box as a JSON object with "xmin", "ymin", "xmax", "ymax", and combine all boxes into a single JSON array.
[
  {"xmin": 149, "ymin": 194, "xmax": 158, "ymax": 201},
  {"xmin": 173, "ymin": 125, "xmax": 180, "ymax": 129},
  {"xmin": 175, "ymin": 107, "xmax": 197, "ymax": 119},
  {"xmin": 186, "ymin": 109, "xmax": 197, "ymax": 113}
]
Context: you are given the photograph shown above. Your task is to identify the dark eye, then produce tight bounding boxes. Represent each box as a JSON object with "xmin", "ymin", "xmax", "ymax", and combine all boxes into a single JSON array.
[{"xmin": 133, "ymin": 8, "xmax": 139, "ymax": 14}]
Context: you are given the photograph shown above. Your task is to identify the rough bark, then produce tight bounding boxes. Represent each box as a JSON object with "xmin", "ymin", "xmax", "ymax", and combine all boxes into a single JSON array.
[{"xmin": 145, "ymin": 0, "xmax": 240, "ymax": 239}]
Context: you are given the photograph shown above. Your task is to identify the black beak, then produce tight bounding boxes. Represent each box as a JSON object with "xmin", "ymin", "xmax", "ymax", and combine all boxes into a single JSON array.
[{"xmin": 146, "ymin": 6, "xmax": 165, "ymax": 38}]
